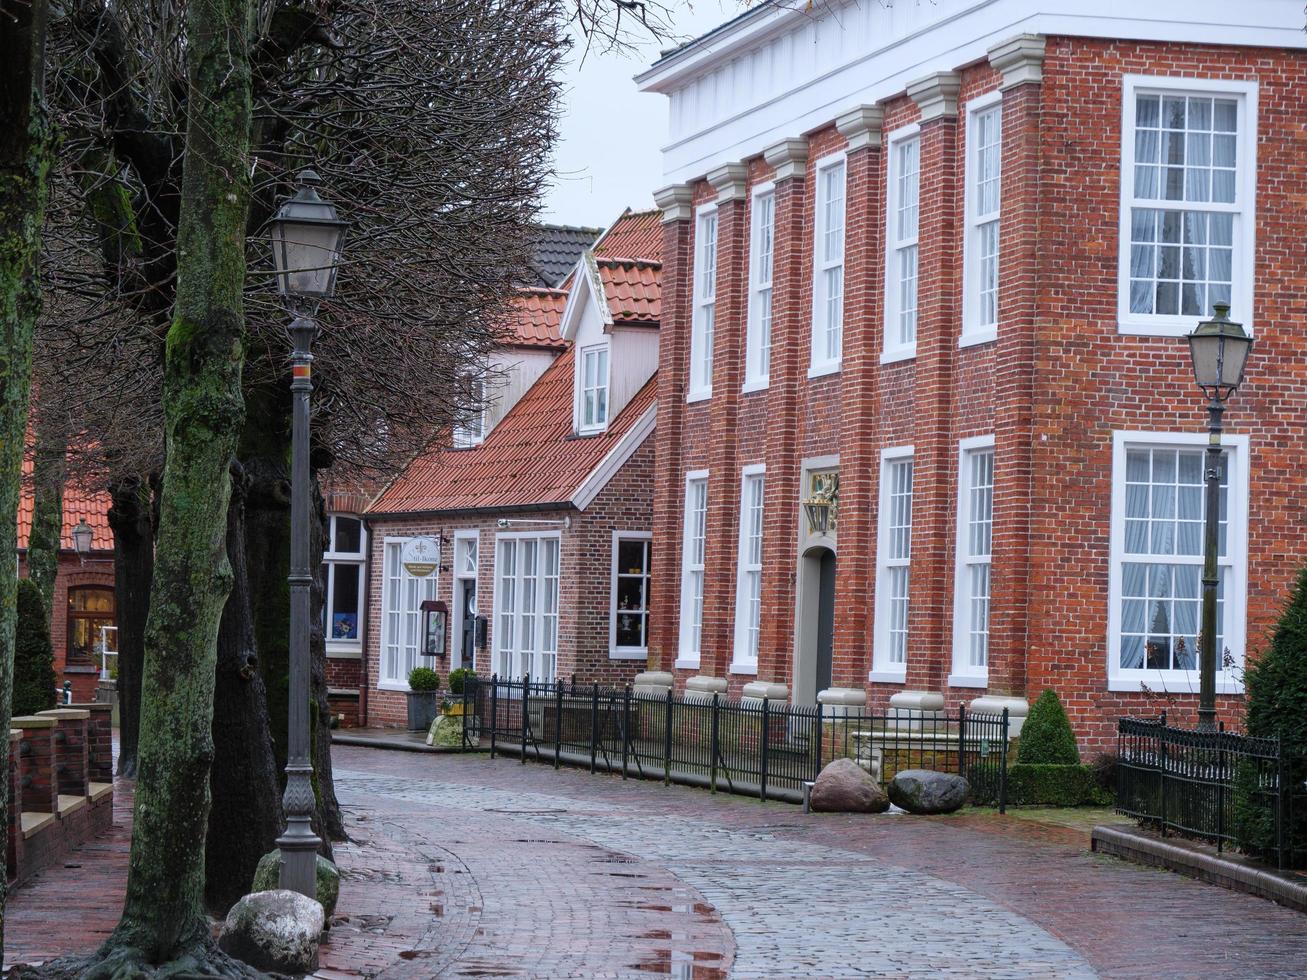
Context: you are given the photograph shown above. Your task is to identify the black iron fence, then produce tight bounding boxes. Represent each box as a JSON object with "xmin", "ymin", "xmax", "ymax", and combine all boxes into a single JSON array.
[
  {"xmin": 1116, "ymin": 715, "xmax": 1306, "ymax": 870},
  {"xmin": 461, "ymin": 675, "xmax": 1010, "ymax": 808}
]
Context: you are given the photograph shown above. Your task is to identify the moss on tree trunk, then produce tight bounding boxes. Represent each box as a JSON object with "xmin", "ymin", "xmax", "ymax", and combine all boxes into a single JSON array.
[
  {"xmin": 107, "ymin": 477, "xmax": 154, "ymax": 778},
  {"xmin": 26, "ymin": 412, "xmax": 64, "ymax": 616}
]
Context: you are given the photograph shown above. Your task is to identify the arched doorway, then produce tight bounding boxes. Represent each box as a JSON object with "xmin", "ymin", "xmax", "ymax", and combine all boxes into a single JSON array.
[{"xmin": 794, "ymin": 545, "xmax": 836, "ymax": 704}]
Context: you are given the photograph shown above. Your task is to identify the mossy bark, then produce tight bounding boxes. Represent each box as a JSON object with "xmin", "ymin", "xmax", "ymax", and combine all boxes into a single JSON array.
[
  {"xmin": 26, "ymin": 412, "xmax": 64, "ymax": 616},
  {"xmin": 107, "ymin": 477, "xmax": 154, "ymax": 778},
  {"xmin": 0, "ymin": 0, "xmax": 52, "ymax": 962}
]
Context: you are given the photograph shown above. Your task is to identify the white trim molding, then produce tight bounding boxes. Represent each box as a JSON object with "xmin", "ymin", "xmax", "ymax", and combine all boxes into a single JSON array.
[
  {"xmin": 987, "ymin": 33, "xmax": 1046, "ymax": 90},
  {"xmin": 763, "ymin": 136, "xmax": 809, "ymax": 182},
  {"xmin": 907, "ymin": 71, "xmax": 961, "ymax": 124},
  {"xmin": 708, "ymin": 162, "xmax": 748, "ymax": 204},
  {"xmin": 653, "ymin": 183, "xmax": 694, "ymax": 223},
  {"xmin": 836, "ymin": 104, "xmax": 884, "ymax": 152}
]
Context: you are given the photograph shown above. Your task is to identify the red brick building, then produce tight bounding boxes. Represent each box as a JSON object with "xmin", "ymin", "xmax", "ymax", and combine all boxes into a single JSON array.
[
  {"xmin": 357, "ymin": 210, "xmax": 662, "ymax": 727},
  {"xmin": 637, "ymin": 1, "xmax": 1307, "ymax": 750}
]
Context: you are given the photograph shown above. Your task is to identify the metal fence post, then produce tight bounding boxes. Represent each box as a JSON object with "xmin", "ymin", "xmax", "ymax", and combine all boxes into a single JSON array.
[
  {"xmin": 1159, "ymin": 727, "xmax": 1169, "ymax": 838},
  {"xmin": 554, "ymin": 680, "xmax": 563, "ymax": 770},
  {"xmin": 521, "ymin": 674, "xmax": 529, "ymax": 764},
  {"xmin": 490, "ymin": 674, "xmax": 499, "ymax": 759},
  {"xmin": 760, "ymin": 697, "xmax": 770, "ymax": 802},
  {"xmin": 958, "ymin": 703, "xmax": 967, "ymax": 786},
  {"xmin": 815, "ymin": 701, "xmax": 824, "ymax": 780},
  {"xmin": 622, "ymin": 685, "xmax": 631, "ymax": 779},
  {"xmin": 710, "ymin": 692, "xmax": 720, "ymax": 794},
  {"xmin": 1276, "ymin": 736, "xmax": 1288, "ymax": 872},
  {"xmin": 590, "ymin": 682, "xmax": 600, "ymax": 774},
  {"xmin": 998, "ymin": 708, "xmax": 1009, "ymax": 815},
  {"xmin": 663, "ymin": 687, "xmax": 673, "ymax": 787}
]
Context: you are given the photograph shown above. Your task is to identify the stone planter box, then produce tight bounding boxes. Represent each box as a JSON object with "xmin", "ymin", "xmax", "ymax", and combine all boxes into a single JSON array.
[{"xmin": 406, "ymin": 691, "xmax": 440, "ymax": 731}]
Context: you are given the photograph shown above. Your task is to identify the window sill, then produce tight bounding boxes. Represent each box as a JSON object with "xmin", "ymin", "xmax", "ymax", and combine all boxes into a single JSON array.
[
  {"xmin": 326, "ymin": 645, "xmax": 363, "ymax": 660},
  {"xmin": 1116, "ymin": 318, "xmax": 1216, "ymax": 339},
  {"xmin": 673, "ymin": 658, "xmax": 701, "ymax": 671},
  {"xmin": 728, "ymin": 661, "xmax": 759, "ymax": 675},
  {"xmin": 946, "ymin": 672, "xmax": 988, "ymax": 689},
  {"xmin": 807, "ymin": 361, "xmax": 841, "ymax": 380},
  {"xmin": 609, "ymin": 648, "xmax": 648, "ymax": 661},
  {"xmin": 958, "ymin": 328, "xmax": 996, "ymax": 349},
  {"xmin": 378, "ymin": 682, "xmax": 411, "ymax": 693},
  {"xmin": 687, "ymin": 389, "xmax": 712, "ymax": 405},
  {"xmin": 867, "ymin": 669, "xmax": 907, "ymax": 684},
  {"xmin": 880, "ymin": 345, "xmax": 916, "ymax": 365},
  {"xmin": 1107, "ymin": 675, "xmax": 1245, "ymax": 695},
  {"xmin": 741, "ymin": 377, "xmax": 770, "ymax": 394}
]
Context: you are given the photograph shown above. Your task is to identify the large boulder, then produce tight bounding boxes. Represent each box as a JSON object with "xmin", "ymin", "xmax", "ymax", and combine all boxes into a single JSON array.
[
  {"xmin": 809, "ymin": 758, "xmax": 890, "ymax": 813},
  {"xmin": 219, "ymin": 889, "xmax": 324, "ymax": 975},
  {"xmin": 887, "ymin": 769, "xmax": 970, "ymax": 814},
  {"xmin": 252, "ymin": 851, "xmax": 340, "ymax": 918}
]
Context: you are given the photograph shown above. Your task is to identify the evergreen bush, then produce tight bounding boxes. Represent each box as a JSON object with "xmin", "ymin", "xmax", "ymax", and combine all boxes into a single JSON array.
[
  {"xmin": 1017, "ymin": 689, "xmax": 1081, "ymax": 765},
  {"xmin": 407, "ymin": 666, "xmax": 441, "ymax": 692},
  {"xmin": 1234, "ymin": 566, "xmax": 1307, "ymax": 863},
  {"xmin": 447, "ymin": 667, "xmax": 472, "ymax": 694},
  {"xmin": 1006, "ymin": 763, "xmax": 1108, "ymax": 807},
  {"xmin": 13, "ymin": 578, "xmax": 56, "ymax": 716}
]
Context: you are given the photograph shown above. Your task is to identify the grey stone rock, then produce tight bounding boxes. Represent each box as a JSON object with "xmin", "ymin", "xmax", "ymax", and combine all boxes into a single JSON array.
[
  {"xmin": 219, "ymin": 889, "xmax": 324, "ymax": 975},
  {"xmin": 887, "ymin": 769, "xmax": 970, "ymax": 814},
  {"xmin": 809, "ymin": 758, "xmax": 890, "ymax": 813},
  {"xmin": 251, "ymin": 851, "xmax": 340, "ymax": 919},
  {"xmin": 428, "ymin": 713, "xmax": 463, "ymax": 748}
]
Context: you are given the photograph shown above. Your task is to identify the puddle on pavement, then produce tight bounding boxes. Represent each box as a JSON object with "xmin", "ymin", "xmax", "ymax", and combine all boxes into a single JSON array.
[
  {"xmin": 398, "ymin": 950, "xmax": 435, "ymax": 960},
  {"xmin": 430, "ymin": 903, "xmax": 443, "ymax": 917},
  {"xmin": 629, "ymin": 948, "xmax": 727, "ymax": 978}
]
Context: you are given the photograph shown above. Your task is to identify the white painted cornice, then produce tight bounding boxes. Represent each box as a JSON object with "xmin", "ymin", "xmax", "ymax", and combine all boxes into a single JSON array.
[
  {"xmin": 762, "ymin": 137, "xmax": 808, "ymax": 182},
  {"xmin": 907, "ymin": 71, "xmax": 962, "ymax": 123},
  {"xmin": 988, "ymin": 33, "xmax": 1046, "ymax": 90},
  {"xmin": 653, "ymin": 184, "xmax": 695, "ymax": 223},
  {"xmin": 708, "ymin": 162, "xmax": 749, "ymax": 204},
  {"xmin": 836, "ymin": 105, "xmax": 885, "ymax": 152}
]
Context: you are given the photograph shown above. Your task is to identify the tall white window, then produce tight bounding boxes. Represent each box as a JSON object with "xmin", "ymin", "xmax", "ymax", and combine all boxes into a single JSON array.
[
  {"xmin": 678, "ymin": 471, "xmax": 709, "ymax": 666},
  {"xmin": 884, "ymin": 129, "xmax": 920, "ymax": 361},
  {"xmin": 452, "ymin": 375, "xmax": 485, "ymax": 448},
  {"xmin": 1119, "ymin": 77, "xmax": 1257, "ymax": 336},
  {"xmin": 689, "ymin": 208, "xmax": 718, "ymax": 401},
  {"xmin": 323, "ymin": 515, "xmax": 367, "ymax": 656},
  {"xmin": 494, "ymin": 534, "xmax": 560, "ymax": 681},
  {"xmin": 951, "ymin": 438, "xmax": 994, "ymax": 685},
  {"xmin": 380, "ymin": 537, "xmax": 438, "ymax": 688},
  {"xmin": 810, "ymin": 156, "xmax": 846, "ymax": 375},
  {"xmin": 610, "ymin": 533, "xmax": 652, "ymax": 658},
  {"xmin": 1108, "ymin": 433, "xmax": 1247, "ymax": 692},
  {"xmin": 579, "ymin": 345, "xmax": 609, "ymax": 432},
  {"xmin": 963, "ymin": 98, "xmax": 1002, "ymax": 343},
  {"xmin": 732, "ymin": 466, "xmax": 765, "ymax": 670},
  {"xmin": 745, "ymin": 188, "xmax": 775, "ymax": 390},
  {"xmin": 872, "ymin": 450, "xmax": 913, "ymax": 679}
]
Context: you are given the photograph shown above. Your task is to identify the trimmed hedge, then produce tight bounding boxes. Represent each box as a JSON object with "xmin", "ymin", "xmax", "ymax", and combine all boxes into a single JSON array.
[
  {"xmin": 1006, "ymin": 763, "xmax": 1108, "ymax": 807},
  {"xmin": 1017, "ymin": 689, "xmax": 1080, "ymax": 765},
  {"xmin": 407, "ymin": 666, "xmax": 441, "ymax": 692},
  {"xmin": 13, "ymin": 579, "xmax": 56, "ymax": 716}
]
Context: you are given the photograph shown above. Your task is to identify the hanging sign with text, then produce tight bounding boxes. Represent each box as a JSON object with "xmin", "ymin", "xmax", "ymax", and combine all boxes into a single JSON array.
[{"xmin": 401, "ymin": 536, "xmax": 440, "ymax": 578}]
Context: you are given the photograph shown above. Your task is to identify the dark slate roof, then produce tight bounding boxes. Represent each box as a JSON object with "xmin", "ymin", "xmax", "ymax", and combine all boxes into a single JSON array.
[{"xmin": 524, "ymin": 224, "xmax": 602, "ymax": 288}]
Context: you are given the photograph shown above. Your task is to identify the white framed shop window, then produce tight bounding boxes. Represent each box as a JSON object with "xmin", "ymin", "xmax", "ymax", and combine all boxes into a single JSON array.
[{"xmin": 379, "ymin": 536, "xmax": 439, "ymax": 690}]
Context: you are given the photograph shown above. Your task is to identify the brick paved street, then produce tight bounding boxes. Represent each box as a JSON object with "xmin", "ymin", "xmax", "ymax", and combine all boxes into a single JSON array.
[{"xmin": 8, "ymin": 747, "xmax": 1307, "ymax": 978}]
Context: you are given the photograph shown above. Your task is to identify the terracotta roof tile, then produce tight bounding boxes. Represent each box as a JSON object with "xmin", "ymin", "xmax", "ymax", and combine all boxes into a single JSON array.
[
  {"xmin": 368, "ymin": 350, "xmax": 656, "ymax": 515},
  {"xmin": 593, "ymin": 209, "xmax": 662, "ymax": 263},
  {"xmin": 499, "ymin": 287, "xmax": 569, "ymax": 349},
  {"xmin": 596, "ymin": 258, "xmax": 661, "ymax": 325},
  {"xmin": 16, "ymin": 455, "xmax": 113, "ymax": 553}
]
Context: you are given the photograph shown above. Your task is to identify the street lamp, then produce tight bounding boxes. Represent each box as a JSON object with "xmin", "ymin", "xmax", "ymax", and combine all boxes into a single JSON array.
[
  {"xmin": 1185, "ymin": 303, "xmax": 1252, "ymax": 733},
  {"xmin": 71, "ymin": 519, "xmax": 93, "ymax": 563},
  {"xmin": 268, "ymin": 169, "xmax": 349, "ymax": 899}
]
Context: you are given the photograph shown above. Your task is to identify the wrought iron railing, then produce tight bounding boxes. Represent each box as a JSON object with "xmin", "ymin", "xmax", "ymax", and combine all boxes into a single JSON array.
[{"xmin": 461, "ymin": 675, "xmax": 1010, "ymax": 808}]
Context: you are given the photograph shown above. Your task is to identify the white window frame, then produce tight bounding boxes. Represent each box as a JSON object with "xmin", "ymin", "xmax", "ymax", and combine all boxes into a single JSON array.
[
  {"xmin": 677, "ymin": 469, "xmax": 710, "ymax": 669},
  {"xmin": 1107, "ymin": 430, "xmax": 1248, "ymax": 694},
  {"xmin": 1116, "ymin": 75, "xmax": 1258, "ymax": 337},
  {"xmin": 961, "ymin": 92, "xmax": 1003, "ymax": 347},
  {"xmin": 731, "ymin": 464, "xmax": 766, "ymax": 673},
  {"xmin": 871, "ymin": 447, "xmax": 913, "ymax": 682},
  {"xmin": 950, "ymin": 435, "xmax": 995, "ymax": 687},
  {"xmin": 577, "ymin": 343, "xmax": 610, "ymax": 434},
  {"xmin": 451, "ymin": 529, "xmax": 479, "ymax": 672},
  {"xmin": 689, "ymin": 206, "xmax": 718, "ymax": 402},
  {"xmin": 452, "ymin": 374, "xmax": 486, "ymax": 448},
  {"xmin": 809, "ymin": 152, "xmax": 847, "ymax": 378},
  {"xmin": 379, "ymin": 536, "xmax": 439, "ymax": 691},
  {"xmin": 493, "ymin": 531, "xmax": 562, "ymax": 682},
  {"xmin": 744, "ymin": 184, "xmax": 775, "ymax": 392},
  {"xmin": 609, "ymin": 530, "xmax": 652, "ymax": 659},
  {"xmin": 883, "ymin": 125, "xmax": 921, "ymax": 364},
  {"xmin": 324, "ymin": 515, "xmax": 367, "ymax": 658}
]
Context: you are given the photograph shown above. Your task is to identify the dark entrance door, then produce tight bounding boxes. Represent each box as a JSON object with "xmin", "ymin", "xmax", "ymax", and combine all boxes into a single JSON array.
[
  {"xmin": 816, "ymin": 549, "xmax": 835, "ymax": 694},
  {"xmin": 460, "ymin": 579, "xmax": 477, "ymax": 670}
]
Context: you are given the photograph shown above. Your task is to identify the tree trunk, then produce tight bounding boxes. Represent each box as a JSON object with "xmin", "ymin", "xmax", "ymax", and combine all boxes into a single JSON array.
[
  {"xmin": 205, "ymin": 462, "xmax": 283, "ymax": 914},
  {"xmin": 106, "ymin": 477, "xmax": 154, "ymax": 777},
  {"xmin": 0, "ymin": 0, "xmax": 51, "ymax": 962},
  {"xmin": 310, "ymin": 474, "xmax": 345, "ymax": 842},
  {"xmin": 72, "ymin": 0, "xmax": 259, "ymax": 965},
  {"xmin": 26, "ymin": 410, "xmax": 63, "ymax": 616}
]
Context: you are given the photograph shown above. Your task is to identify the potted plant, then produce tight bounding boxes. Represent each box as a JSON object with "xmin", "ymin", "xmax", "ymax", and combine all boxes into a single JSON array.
[
  {"xmin": 406, "ymin": 666, "xmax": 441, "ymax": 731},
  {"xmin": 444, "ymin": 667, "xmax": 472, "ymax": 717}
]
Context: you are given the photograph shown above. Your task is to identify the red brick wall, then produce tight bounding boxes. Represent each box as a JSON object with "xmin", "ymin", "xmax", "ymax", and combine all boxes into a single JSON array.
[
  {"xmin": 18, "ymin": 554, "xmax": 114, "ymax": 704},
  {"xmin": 651, "ymin": 37, "xmax": 1307, "ymax": 754}
]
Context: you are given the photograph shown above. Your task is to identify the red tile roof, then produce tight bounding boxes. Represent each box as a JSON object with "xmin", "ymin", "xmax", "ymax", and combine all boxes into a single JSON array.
[
  {"xmin": 16, "ymin": 455, "xmax": 113, "ymax": 553},
  {"xmin": 368, "ymin": 349, "xmax": 656, "ymax": 515},
  {"xmin": 593, "ymin": 208, "xmax": 662, "ymax": 261},
  {"xmin": 499, "ymin": 287, "xmax": 569, "ymax": 349},
  {"xmin": 596, "ymin": 258, "xmax": 661, "ymax": 325}
]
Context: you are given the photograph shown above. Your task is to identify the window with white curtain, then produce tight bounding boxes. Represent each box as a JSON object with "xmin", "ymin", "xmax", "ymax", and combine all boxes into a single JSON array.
[
  {"xmin": 963, "ymin": 98, "xmax": 1002, "ymax": 343},
  {"xmin": 745, "ymin": 188, "xmax": 775, "ymax": 389},
  {"xmin": 732, "ymin": 466, "xmax": 765, "ymax": 669},
  {"xmin": 689, "ymin": 208, "xmax": 718, "ymax": 401},
  {"xmin": 678, "ymin": 471, "xmax": 709, "ymax": 666},
  {"xmin": 873, "ymin": 450, "xmax": 913, "ymax": 678},
  {"xmin": 1119, "ymin": 77, "xmax": 1256, "ymax": 336},
  {"xmin": 380, "ymin": 537, "xmax": 438, "ymax": 688},
  {"xmin": 579, "ymin": 344, "xmax": 609, "ymax": 432},
  {"xmin": 810, "ymin": 156, "xmax": 846, "ymax": 375},
  {"xmin": 323, "ymin": 515, "xmax": 367, "ymax": 655},
  {"xmin": 884, "ymin": 129, "xmax": 920, "ymax": 361},
  {"xmin": 494, "ymin": 534, "xmax": 560, "ymax": 681},
  {"xmin": 951, "ymin": 439, "xmax": 994, "ymax": 685}
]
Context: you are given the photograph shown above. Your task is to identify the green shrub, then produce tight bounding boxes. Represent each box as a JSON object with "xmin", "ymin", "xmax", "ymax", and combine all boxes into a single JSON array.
[
  {"xmin": 13, "ymin": 579, "xmax": 56, "ymax": 716},
  {"xmin": 1006, "ymin": 763, "xmax": 1105, "ymax": 807},
  {"xmin": 447, "ymin": 667, "xmax": 472, "ymax": 694},
  {"xmin": 1234, "ymin": 565, "xmax": 1307, "ymax": 863},
  {"xmin": 407, "ymin": 666, "xmax": 441, "ymax": 692},
  {"xmin": 1017, "ymin": 689, "xmax": 1081, "ymax": 765}
]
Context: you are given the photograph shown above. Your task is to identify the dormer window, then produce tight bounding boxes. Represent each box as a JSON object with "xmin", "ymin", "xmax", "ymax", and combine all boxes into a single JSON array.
[
  {"xmin": 452, "ymin": 375, "xmax": 486, "ymax": 448},
  {"xmin": 579, "ymin": 344, "xmax": 610, "ymax": 433}
]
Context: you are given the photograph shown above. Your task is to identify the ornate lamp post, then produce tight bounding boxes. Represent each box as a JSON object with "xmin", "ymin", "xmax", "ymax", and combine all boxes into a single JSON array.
[
  {"xmin": 1184, "ymin": 303, "xmax": 1252, "ymax": 732},
  {"xmin": 268, "ymin": 170, "xmax": 349, "ymax": 897},
  {"xmin": 71, "ymin": 518, "xmax": 93, "ymax": 563}
]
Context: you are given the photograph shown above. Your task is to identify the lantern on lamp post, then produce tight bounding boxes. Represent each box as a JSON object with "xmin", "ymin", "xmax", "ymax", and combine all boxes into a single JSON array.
[
  {"xmin": 71, "ymin": 519, "xmax": 93, "ymax": 563},
  {"xmin": 268, "ymin": 169, "xmax": 349, "ymax": 899},
  {"xmin": 1184, "ymin": 303, "xmax": 1252, "ymax": 733}
]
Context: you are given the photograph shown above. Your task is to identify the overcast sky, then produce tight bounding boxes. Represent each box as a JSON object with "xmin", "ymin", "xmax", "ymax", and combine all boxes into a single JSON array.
[{"xmin": 541, "ymin": 2, "xmax": 743, "ymax": 228}]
